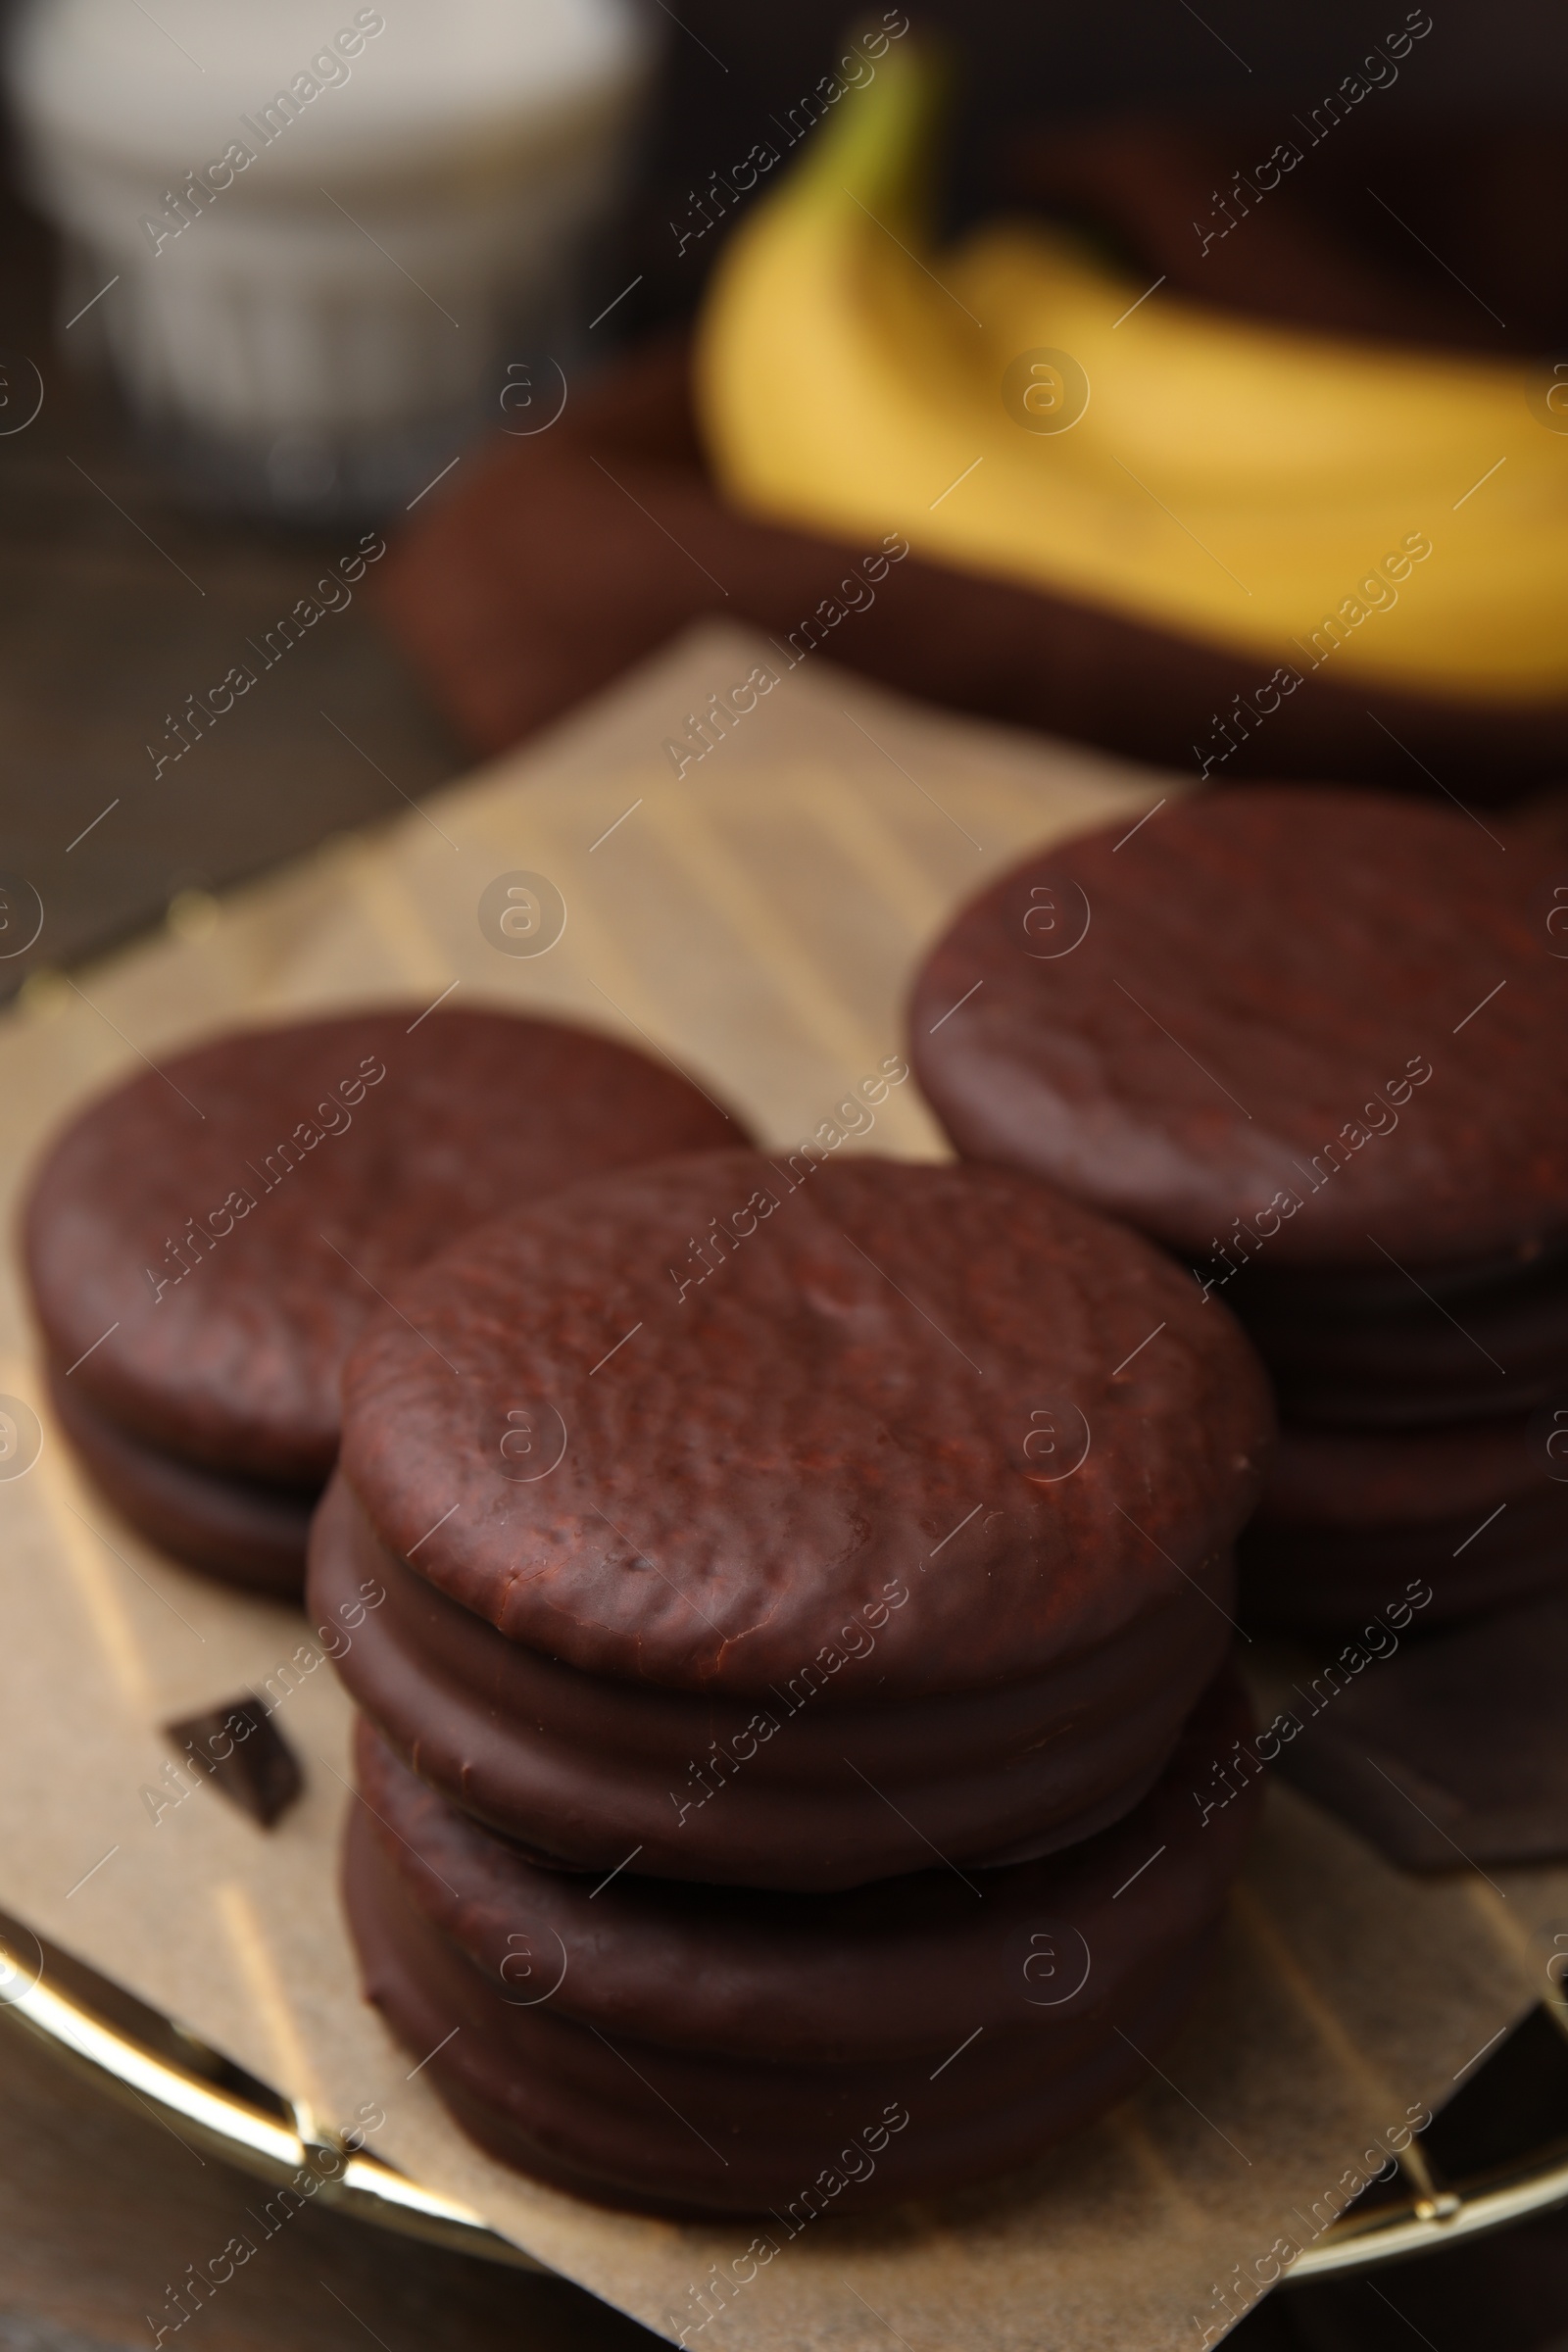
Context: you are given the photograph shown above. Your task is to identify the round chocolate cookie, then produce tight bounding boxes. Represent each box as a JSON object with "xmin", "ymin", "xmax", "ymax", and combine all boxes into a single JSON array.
[
  {"xmin": 1238, "ymin": 1243, "xmax": 1568, "ymax": 1430},
  {"xmin": 47, "ymin": 1364, "xmax": 312, "ymax": 1596},
  {"xmin": 344, "ymin": 1671, "xmax": 1259, "ymax": 2215},
  {"xmin": 314, "ymin": 1474, "xmax": 1236, "ymax": 1886},
  {"xmin": 1241, "ymin": 1417, "xmax": 1568, "ymax": 1629},
  {"xmin": 24, "ymin": 1007, "xmax": 743, "ymax": 1587},
  {"xmin": 908, "ymin": 788, "xmax": 1568, "ymax": 1273},
  {"xmin": 320, "ymin": 1151, "xmax": 1272, "ymax": 1886}
]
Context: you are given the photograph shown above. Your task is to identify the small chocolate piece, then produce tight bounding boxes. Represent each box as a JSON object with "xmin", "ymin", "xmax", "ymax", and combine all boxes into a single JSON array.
[
  {"xmin": 1275, "ymin": 1590, "xmax": 1568, "ymax": 1870},
  {"xmin": 164, "ymin": 1698, "xmax": 303, "ymax": 1829}
]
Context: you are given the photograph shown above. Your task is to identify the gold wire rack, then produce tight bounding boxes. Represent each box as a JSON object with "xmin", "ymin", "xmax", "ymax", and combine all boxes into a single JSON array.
[{"xmin": 4, "ymin": 1908, "xmax": 1565, "ymax": 2286}]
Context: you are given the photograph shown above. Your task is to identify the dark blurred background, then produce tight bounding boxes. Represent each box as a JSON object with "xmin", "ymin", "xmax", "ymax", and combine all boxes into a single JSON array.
[{"xmin": 617, "ymin": 0, "xmax": 1568, "ymax": 326}]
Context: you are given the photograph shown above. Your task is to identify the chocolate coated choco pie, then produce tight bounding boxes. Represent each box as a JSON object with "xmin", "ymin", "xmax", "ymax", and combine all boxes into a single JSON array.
[
  {"xmin": 909, "ymin": 788, "xmax": 1568, "ymax": 1627},
  {"xmin": 23, "ymin": 1009, "xmax": 742, "ymax": 1592},
  {"xmin": 1237, "ymin": 1242, "xmax": 1568, "ymax": 1429},
  {"xmin": 46, "ymin": 1365, "xmax": 316, "ymax": 1590},
  {"xmin": 909, "ymin": 789, "xmax": 1568, "ymax": 1274},
  {"xmin": 316, "ymin": 1152, "xmax": 1272, "ymax": 1887},
  {"xmin": 1241, "ymin": 1418, "xmax": 1568, "ymax": 1629},
  {"xmin": 344, "ymin": 1673, "xmax": 1259, "ymax": 2215}
]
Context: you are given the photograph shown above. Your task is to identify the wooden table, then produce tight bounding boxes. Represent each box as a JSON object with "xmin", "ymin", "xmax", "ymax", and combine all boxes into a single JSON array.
[{"xmin": 0, "ymin": 184, "xmax": 460, "ymax": 1006}]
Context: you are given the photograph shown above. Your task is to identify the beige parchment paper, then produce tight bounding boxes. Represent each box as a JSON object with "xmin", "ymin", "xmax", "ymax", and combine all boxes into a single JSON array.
[{"xmin": 0, "ymin": 622, "xmax": 1561, "ymax": 2350}]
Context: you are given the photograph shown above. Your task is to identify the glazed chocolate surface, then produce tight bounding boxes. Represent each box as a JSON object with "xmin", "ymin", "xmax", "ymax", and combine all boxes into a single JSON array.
[
  {"xmin": 1238, "ymin": 1256, "xmax": 1568, "ymax": 1428},
  {"xmin": 343, "ymin": 1675, "xmax": 1256, "ymax": 2213},
  {"xmin": 353, "ymin": 1670, "xmax": 1254, "ymax": 2058},
  {"xmin": 1240, "ymin": 1507, "xmax": 1566, "ymax": 1632},
  {"xmin": 24, "ymin": 1007, "xmax": 743, "ymax": 1483},
  {"xmin": 909, "ymin": 789, "xmax": 1568, "ymax": 1270},
  {"xmin": 337, "ymin": 1152, "xmax": 1271, "ymax": 1696},
  {"xmin": 349, "ymin": 1828, "xmax": 1216, "ymax": 2214},
  {"xmin": 311, "ymin": 1478, "xmax": 1232, "ymax": 1886},
  {"xmin": 47, "ymin": 1361, "xmax": 313, "ymax": 1594},
  {"xmin": 1241, "ymin": 1414, "xmax": 1568, "ymax": 1629},
  {"xmin": 1258, "ymin": 1416, "xmax": 1555, "ymax": 1531},
  {"xmin": 1225, "ymin": 1234, "xmax": 1568, "ymax": 1428}
]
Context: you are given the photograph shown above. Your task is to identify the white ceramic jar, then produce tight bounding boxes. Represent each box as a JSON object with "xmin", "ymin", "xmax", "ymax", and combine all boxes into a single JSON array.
[{"xmin": 7, "ymin": 0, "xmax": 652, "ymax": 515}]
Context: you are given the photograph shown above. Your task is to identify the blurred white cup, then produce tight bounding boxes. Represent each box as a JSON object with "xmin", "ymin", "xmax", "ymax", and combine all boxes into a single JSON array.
[{"xmin": 7, "ymin": 0, "xmax": 653, "ymax": 516}]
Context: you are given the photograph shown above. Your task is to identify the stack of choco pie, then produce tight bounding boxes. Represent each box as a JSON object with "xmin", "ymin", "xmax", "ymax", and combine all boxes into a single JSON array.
[
  {"xmin": 909, "ymin": 787, "xmax": 1568, "ymax": 1634},
  {"xmin": 22, "ymin": 1007, "xmax": 741, "ymax": 1594},
  {"xmin": 312, "ymin": 1149, "xmax": 1272, "ymax": 2212}
]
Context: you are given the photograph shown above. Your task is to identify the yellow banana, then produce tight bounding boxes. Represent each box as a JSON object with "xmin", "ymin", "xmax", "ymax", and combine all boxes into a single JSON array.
[
  {"xmin": 695, "ymin": 46, "xmax": 1568, "ymax": 704},
  {"xmin": 958, "ymin": 230, "xmax": 1542, "ymax": 500}
]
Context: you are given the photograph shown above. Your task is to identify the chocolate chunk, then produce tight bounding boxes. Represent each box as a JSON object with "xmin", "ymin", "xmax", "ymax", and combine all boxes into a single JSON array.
[{"xmin": 164, "ymin": 1698, "xmax": 303, "ymax": 1830}]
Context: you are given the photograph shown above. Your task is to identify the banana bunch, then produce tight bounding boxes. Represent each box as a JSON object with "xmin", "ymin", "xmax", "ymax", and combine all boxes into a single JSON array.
[{"xmin": 695, "ymin": 48, "xmax": 1568, "ymax": 704}]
